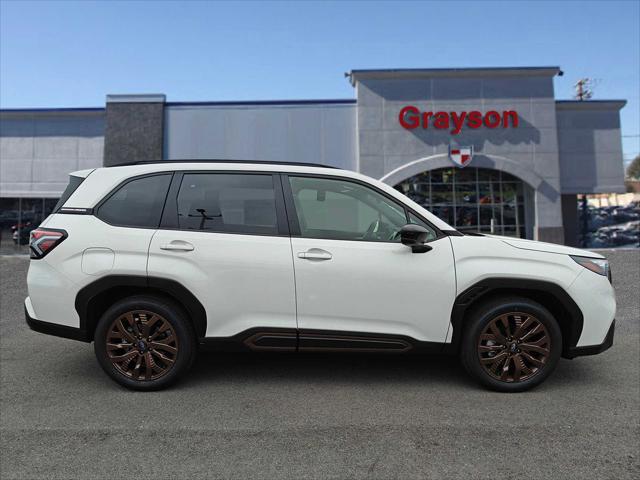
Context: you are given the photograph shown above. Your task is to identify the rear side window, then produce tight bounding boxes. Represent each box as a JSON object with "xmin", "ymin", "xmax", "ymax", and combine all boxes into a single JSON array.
[
  {"xmin": 97, "ymin": 174, "xmax": 171, "ymax": 228},
  {"xmin": 176, "ymin": 173, "xmax": 278, "ymax": 235},
  {"xmin": 53, "ymin": 175, "xmax": 85, "ymax": 212}
]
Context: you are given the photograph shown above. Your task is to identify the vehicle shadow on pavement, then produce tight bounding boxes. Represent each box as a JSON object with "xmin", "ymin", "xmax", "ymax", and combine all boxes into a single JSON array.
[
  {"xmin": 26, "ymin": 337, "xmax": 608, "ymax": 393},
  {"xmin": 182, "ymin": 350, "xmax": 606, "ymax": 392},
  {"xmin": 20, "ymin": 337, "xmax": 608, "ymax": 394},
  {"xmin": 188, "ymin": 351, "xmax": 470, "ymax": 387}
]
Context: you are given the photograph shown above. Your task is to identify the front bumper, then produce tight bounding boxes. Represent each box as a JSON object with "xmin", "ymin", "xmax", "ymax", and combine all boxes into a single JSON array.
[
  {"xmin": 25, "ymin": 303, "xmax": 89, "ymax": 342},
  {"xmin": 564, "ymin": 319, "xmax": 615, "ymax": 359}
]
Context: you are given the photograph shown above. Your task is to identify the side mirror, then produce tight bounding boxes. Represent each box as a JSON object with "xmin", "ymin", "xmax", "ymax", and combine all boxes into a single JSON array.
[{"xmin": 399, "ymin": 224, "xmax": 433, "ymax": 253}]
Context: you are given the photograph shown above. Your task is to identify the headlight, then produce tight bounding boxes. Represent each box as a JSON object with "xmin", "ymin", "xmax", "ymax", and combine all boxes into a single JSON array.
[{"xmin": 570, "ymin": 255, "xmax": 610, "ymax": 277}]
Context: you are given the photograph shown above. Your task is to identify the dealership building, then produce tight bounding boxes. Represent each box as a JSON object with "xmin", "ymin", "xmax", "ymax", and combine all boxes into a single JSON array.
[{"xmin": 0, "ymin": 66, "xmax": 627, "ymax": 246}]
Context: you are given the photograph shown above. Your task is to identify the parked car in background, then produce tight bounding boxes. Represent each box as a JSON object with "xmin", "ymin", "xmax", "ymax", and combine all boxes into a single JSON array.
[
  {"xmin": 12, "ymin": 222, "xmax": 36, "ymax": 245},
  {"xmin": 580, "ymin": 201, "xmax": 640, "ymax": 248}
]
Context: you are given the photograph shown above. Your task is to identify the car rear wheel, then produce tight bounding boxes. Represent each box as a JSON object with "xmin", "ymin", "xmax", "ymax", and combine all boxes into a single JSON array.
[
  {"xmin": 94, "ymin": 295, "xmax": 197, "ymax": 391},
  {"xmin": 460, "ymin": 297, "xmax": 562, "ymax": 392}
]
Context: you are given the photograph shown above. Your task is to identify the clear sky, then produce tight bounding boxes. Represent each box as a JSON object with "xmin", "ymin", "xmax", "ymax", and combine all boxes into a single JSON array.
[{"xmin": 1, "ymin": 0, "xmax": 638, "ymax": 164}]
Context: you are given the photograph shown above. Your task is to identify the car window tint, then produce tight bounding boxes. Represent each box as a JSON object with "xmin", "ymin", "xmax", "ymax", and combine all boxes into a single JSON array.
[
  {"xmin": 97, "ymin": 174, "xmax": 171, "ymax": 228},
  {"xmin": 289, "ymin": 176, "xmax": 408, "ymax": 242},
  {"xmin": 177, "ymin": 173, "xmax": 277, "ymax": 235}
]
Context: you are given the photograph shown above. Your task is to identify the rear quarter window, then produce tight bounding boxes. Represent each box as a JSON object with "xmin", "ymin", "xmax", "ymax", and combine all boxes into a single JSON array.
[
  {"xmin": 96, "ymin": 174, "xmax": 172, "ymax": 228},
  {"xmin": 53, "ymin": 175, "xmax": 85, "ymax": 212}
]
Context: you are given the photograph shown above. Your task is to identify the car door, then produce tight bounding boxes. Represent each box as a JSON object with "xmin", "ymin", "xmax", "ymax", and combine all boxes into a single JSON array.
[
  {"xmin": 147, "ymin": 171, "xmax": 297, "ymax": 343},
  {"xmin": 283, "ymin": 174, "xmax": 456, "ymax": 346}
]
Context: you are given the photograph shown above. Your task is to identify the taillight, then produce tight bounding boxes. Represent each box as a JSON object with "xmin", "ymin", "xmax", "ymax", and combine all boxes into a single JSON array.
[{"xmin": 29, "ymin": 228, "xmax": 67, "ymax": 259}]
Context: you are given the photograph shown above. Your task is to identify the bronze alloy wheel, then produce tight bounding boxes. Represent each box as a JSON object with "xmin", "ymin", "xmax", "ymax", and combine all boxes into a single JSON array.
[
  {"xmin": 477, "ymin": 312, "xmax": 551, "ymax": 383},
  {"xmin": 106, "ymin": 310, "xmax": 179, "ymax": 381}
]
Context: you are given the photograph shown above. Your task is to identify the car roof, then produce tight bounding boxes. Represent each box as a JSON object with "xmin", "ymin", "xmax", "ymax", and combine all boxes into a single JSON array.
[
  {"xmin": 114, "ymin": 159, "xmax": 339, "ymax": 169},
  {"xmin": 77, "ymin": 161, "xmax": 342, "ymax": 178}
]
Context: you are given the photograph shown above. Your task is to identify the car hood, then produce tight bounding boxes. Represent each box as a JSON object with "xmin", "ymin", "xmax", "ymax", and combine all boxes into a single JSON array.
[{"xmin": 483, "ymin": 235, "xmax": 606, "ymax": 259}]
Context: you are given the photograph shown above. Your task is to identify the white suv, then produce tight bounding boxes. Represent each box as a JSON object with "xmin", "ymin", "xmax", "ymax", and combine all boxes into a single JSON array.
[{"xmin": 25, "ymin": 161, "xmax": 616, "ymax": 392}]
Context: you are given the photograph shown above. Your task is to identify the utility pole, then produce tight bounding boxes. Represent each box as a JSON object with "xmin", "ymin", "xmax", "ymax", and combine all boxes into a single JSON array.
[
  {"xmin": 575, "ymin": 77, "xmax": 595, "ymax": 247},
  {"xmin": 580, "ymin": 194, "xmax": 589, "ymax": 247},
  {"xmin": 574, "ymin": 78, "xmax": 594, "ymax": 101}
]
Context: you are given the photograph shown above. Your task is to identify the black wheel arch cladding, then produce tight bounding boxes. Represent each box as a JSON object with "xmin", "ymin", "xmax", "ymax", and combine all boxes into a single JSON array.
[
  {"xmin": 448, "ymin": 277, "xmax": 583, "ymax": 357},
  {"xmin": 75, "ymin": 275, "xmax": 207, "ymax": 341}
]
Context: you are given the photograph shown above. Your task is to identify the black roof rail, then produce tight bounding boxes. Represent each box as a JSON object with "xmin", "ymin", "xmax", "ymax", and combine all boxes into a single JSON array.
[{"xmin": 112, "ymin": 159, "xmax": 339, "ymax": 169}]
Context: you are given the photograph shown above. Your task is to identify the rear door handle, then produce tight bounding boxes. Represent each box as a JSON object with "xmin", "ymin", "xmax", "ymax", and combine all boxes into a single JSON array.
[
  {"xmin": 297, "ymin": 249, "xmax": 332, "ymax": 261},
  {"xmin": 160, "ymin": 241, "xmax": 194, "ymax": 252}
]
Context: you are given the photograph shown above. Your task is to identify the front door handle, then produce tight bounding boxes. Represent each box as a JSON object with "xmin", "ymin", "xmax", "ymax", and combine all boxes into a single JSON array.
[
  {"xmin": 298, "ymin": 249, "xmax": 332, "ymax": 261},
  {"xmin": 160, "ymin": 241, "xmax": 194, "ymax": 252}
]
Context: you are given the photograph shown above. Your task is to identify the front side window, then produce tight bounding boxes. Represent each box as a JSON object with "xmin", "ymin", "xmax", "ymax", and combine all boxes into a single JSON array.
[
  {"xmin": 97, "ymin": 174, "xmax": 171, "ymax": 228},
  {"xmin": 408, "ymin": 212, "xmax": 437, "ymax": 240},
  {"xmin": 289, "ymin": 176, "xmax": 425, "ymax": 242},
  {"xmin": 176, "ymin": 173, "xmax": 278, "ymax": 235}
]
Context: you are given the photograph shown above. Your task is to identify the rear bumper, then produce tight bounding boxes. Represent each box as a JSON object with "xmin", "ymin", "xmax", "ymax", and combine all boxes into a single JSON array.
[
  {"xmin": 25, "ymin": 304, "xmax": 89, "ymax": 342},
  {"xmin": 563, "ymin": 319, "xmax": 615, "ymax": 359}
]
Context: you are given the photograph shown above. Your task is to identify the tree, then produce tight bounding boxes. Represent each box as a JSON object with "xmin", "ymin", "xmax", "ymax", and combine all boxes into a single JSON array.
[{"xmin": 627, "ymin": 155, "xmax": 640, "ymax": 180}]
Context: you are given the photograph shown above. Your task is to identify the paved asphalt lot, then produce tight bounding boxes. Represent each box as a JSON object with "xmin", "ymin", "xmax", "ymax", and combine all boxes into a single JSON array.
[{"xmin": 1, "ymin": 251, "xmax": 638, "ymax": 480}]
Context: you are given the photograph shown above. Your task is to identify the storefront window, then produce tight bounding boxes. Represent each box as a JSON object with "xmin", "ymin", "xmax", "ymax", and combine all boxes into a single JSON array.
[
  {"xmin": 0, "ymin": 198, "xmax": 60, "ymax": 254},
  {"xmin": 395, "ymin": 167, "xmax": 526, "ymax": 238}
]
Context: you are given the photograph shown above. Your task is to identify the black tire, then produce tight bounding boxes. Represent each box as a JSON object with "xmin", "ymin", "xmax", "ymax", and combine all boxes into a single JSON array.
[
  {"xmin": 460, "ymin": 296, "xmax": 562, "ymax": 393},
  {"xmin": 94, "ymin": 295, "xmax": 197, "ymax": 391}
]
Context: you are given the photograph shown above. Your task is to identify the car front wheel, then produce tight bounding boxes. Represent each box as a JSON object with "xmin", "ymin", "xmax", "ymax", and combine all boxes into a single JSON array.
[
  {"xmin": 460, "ymin": 297, "xmax": 562, "ymax": 392},
  {"xmin": 94, "ymin": 295, "xmax": 197, "ymax": 391}
]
